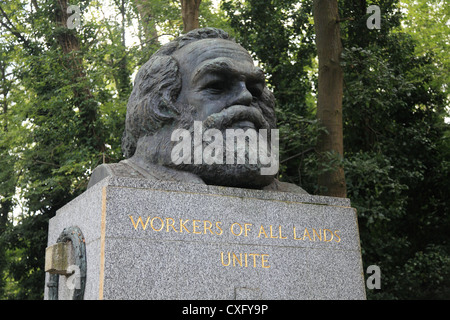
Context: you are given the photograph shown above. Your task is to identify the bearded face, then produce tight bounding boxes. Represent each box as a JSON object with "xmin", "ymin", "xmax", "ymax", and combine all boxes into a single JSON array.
[{"xmin": 130, "ymin": 38, "xmax": 278, "ymax": 189}]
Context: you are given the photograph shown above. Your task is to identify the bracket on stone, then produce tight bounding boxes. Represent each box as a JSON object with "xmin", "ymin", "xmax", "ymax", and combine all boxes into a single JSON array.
[
  {"xmin": 45, "ymin": 242, "xmax": 75, "ymax": 276},
  {"xmin": 45, "ymin": 226, "xmax": 86, "ymax": 300}
]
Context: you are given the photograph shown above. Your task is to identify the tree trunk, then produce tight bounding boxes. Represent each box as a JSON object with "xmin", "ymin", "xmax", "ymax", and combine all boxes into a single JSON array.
[
  {"xmin": 134, "ymin": 0, "xmax": 159, "ymax": 42},
  {"xmin": 115, "ymin": 0, "xmax": 131, "ymax": 99},
  {"xmin": 0, "ymin": 59, "xmax": 15, "ymax": 297},
  {"xmin": 180, "ymin": 0, "xmax": 201, "ymax": 33},
  {"xmin": 133, "ymin": 0, "xmax": 160, "ymax": 65},
  {"xmin": 55, "ymin": 0, "xmax": 105, "ymax": 153},
  {"xmin": 313, "ymin": 0, "xmax": 347, "ymax": 198}
]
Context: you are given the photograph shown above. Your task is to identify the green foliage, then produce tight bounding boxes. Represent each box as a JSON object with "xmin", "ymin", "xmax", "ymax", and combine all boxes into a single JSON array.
[
  {"xmin": 398, "ymin": 244, "xmax": 450, "ymax": 299},
  {"xmin": 1, "ymin": 213, "xmax": 48, "ymax": 300},
  {"xmin": 222, "ymin": 0, "xmax": 320, "ymax": 192},
  {"xmin": 222, "ymin": 0, "xmax": 316, "ymax": 110},
  {"xmin": 0, "ymin": 0, "xmax": 136, "ymax": 298},
  {"xmin": 339, "ymin": 0, "xmax": 450, "ymax": 299},
  {"xmin": 0, "ymin": 0, "xmax": 232, "ymax": 299},
  {"xmin": 345, "ymin": 152, "xmax": 408, "ymax": 225},
  {"xmin": 225, "ymin": 0, "xmax": 449, "ymax": 299},
  {"xmin": 276, "ymin": 110, "xmax": 326, "ymax": 191},
  {"xmin": 399, "ymin": 0, "xmax": 449, "ymax": 102},
  {"xmin": 1, "ymin": 0, "xmax": 448, "ymax": 300}
]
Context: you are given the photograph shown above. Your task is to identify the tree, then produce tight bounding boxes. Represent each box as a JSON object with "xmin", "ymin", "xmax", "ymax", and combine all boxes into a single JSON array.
[
  {"xmin": 313, "ymin": 0, "xmax": 346, "ymax": 197},
  {"xmin": 180, "ymin": 0, "xmax": 202, "ymax": 32},
  {"xmin": 339, "ymin": 0, "xmax": 450, "ymax": 299},
  {"xmin": 132, "ymin": 0, "xmax": 162, "ymax": 63},
  {"xmin": 400, "ymin": 0, "xmax": 449, "ymax": 102},
  {"xmin": 0, "ymin": 0, "xmax": 232, "ymax": 299},
  {"xmin": 224, "ymin": 0, "xmax": 450, "ymax": 299},
  {"xmin": 222, "ymin": 0, "xmax": 321, "ymax": 192},
  {"xmin": 3, "ymin": 0, "xmax": 446, "ymax": 300},
  {"xmin": 0, "ymin": 42, "xmax": 17, "ymax": 298},
  {"xmin": 0, "ymin": 0, "xmax": 127, "ymax": 298}
]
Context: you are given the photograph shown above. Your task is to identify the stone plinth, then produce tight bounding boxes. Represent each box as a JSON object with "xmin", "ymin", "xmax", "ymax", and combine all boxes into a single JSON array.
[{"xmin": 44, "ymin": 177, "xmax": 366, "ymax": 300}]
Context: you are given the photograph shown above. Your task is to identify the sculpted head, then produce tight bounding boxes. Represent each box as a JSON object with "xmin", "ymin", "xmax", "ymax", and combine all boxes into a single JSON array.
[{"xmin": 122, "ymin": 28, "xmax": 278, "ymax": 188}]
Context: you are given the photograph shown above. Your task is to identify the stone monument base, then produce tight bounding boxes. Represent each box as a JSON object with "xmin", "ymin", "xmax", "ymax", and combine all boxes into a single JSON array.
[{"xmin": 44, "ymin": 177, "xmax": 366, "ymax": 300}]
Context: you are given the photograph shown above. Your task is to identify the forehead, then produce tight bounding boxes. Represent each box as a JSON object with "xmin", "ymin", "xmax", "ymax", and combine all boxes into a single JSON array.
[{"xmin": 173, "ymin": 38, "xmax": 258, "ymax": 78}]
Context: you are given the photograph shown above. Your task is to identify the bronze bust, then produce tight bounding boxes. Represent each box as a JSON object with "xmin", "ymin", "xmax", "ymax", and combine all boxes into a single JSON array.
[{"xmin": 88, "ymin": 28, "xmax": 306, "ymax": 194}]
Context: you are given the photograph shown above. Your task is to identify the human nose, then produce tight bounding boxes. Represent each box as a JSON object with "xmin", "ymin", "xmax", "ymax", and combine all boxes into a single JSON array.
[{"xmin": 231, "ymin": 81, "xmax": 253, "ymax": 106}]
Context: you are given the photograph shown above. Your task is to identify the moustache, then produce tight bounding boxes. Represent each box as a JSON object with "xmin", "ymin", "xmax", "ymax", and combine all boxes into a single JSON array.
[{"xmin": 201, "ymin": 105, "xmax": 271, "ymax": 132}]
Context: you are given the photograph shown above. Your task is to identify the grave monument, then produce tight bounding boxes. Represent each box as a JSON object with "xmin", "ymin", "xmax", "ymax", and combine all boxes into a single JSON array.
[{"xmin": 44, "ymin": 28, "xmax": 366, "ymax": 300}]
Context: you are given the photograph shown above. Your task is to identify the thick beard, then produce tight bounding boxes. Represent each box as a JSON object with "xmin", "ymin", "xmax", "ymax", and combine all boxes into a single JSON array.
[{"xmin": 137, "ymin": 104, "xmax": 276, "ymax": 189}]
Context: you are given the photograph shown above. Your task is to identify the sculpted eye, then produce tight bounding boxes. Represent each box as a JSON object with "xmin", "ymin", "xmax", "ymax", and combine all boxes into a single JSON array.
[
  {"xmin": 247, "ymin": 83, "xmax": 264, "ymax": 98},
  {"xmin": 204, "ymin": 80, "xmax": 227, "ymax": 94}
]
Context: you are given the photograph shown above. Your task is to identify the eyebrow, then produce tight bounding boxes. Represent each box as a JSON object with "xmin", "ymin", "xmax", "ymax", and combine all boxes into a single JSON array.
[{"xmin": 191, "ymin": 59, "xmax": 265, "ymax": 85}]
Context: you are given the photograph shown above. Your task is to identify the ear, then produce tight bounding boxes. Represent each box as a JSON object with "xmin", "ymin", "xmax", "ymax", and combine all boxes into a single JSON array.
[
  {"xmin": 258, "ymin": 87, "xmax": 277, "ymax": 129},
  {"xmin": 122, "ymin": 55, "xmax": 183, "ymax": 158}
]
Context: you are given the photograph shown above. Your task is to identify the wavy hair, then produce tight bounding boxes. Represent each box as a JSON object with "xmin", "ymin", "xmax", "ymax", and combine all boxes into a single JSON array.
[{"xmin": 121, "ymin": 27, "xmax": 276, "ymax": 158}]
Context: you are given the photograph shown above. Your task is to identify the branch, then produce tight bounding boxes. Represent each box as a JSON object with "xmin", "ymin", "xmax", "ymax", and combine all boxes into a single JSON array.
[
  {"xmin": 140, "ymin": 33, "xmax": 176, "ymax": 46},
  {"xmin": 0, "ymin": 4, "xmax": 33, "ymax": 51},
  {"xmin": 112, "ymin": 33, "xmax": 176, "ymax": 68},
  {"xmin": 33, "ymin": 160, "xmax": 60, "ymax": 167},
  {"xmin": 31, "ymin": 0, "xmax": 39, "ymax": 11},
  {"xmin": 336, "ymin": 17, "xmax": 355, "ymax": 23},
  {"xmin": 280, "ymin": 148, "xmax": 314, "ymax": 164}
]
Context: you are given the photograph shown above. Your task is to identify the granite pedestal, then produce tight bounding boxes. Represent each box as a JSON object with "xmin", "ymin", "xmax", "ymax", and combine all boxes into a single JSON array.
[{"xmin": 44, "ymin": 176, "xmax": 366, "ymax": 300}]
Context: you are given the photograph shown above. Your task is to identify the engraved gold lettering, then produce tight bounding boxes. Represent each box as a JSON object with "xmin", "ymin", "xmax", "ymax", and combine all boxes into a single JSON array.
[
  {"xmin": 231, "ymin": 222, "xmax": 243, "ymax": 236},
  {"xmin": 244, "ymin": 223, "xmax": 252, "ymax": 237},
  {"xmin": 192, "ymin": 220, "xmax": 202, "ymax": 234},
  {"xmin": 303, "ymin": 228, "xmax": 312, "ymax": 241},
  {"xmin": 261, "ymin": 254, "xmax": 270, "ymax": 268},
  {"xmin": 215, "ymin": 221, "xmax": 223, "ymax": 235},
  {"xmin": 166, "ymin": 217, "xmax": 178, "ymax": 233},
  {"xmin": 130, "ymin": 215, "xmax": 342, "ymax": 249},
  {"xmin": 180, "ymin": 219, "xmax": 190, "ymax": 233},
  {"xmin": 248, "ymin": 253, "xmax": 260, "ymax": 267},
  {"xmin": 293, "ymin": 226, "xmax": 302, "ymax": 240},
  {"xmin": 258, "ymin": 225, "xmax": 268, "ymax": 238},
  {"xmin": 221, "ymin": 252, "xmax": 269, "ymax": 268},
  {"xmin": 203, "ymin": 220, "xmax": 214, "ymax": 235},
  {"xmin": 334, "ymin": 230, "xmax": 341, "ymax": 243},
  {"xmin": 221, "ymin": 252, "xmax": 231, "ymax": 266},
  {"xmin": 232, "ymin": 253, "xmax": 243, "ymax": 267},
  {"xmin": 279, "ymin": 226, "xmax": 287, "ymax": 239},
  {"xmin": 323, "ymin": 229, "xmax": 333, "ymax": 242},
  {"xmin": 312, "ymin": 228, "xmax": 322, "ymax": 241},
  {"xmin": 129, "ymin": 216, "xmax": 150, "ymax": 230},
  {"xmin": 269, "ymin": 225, "xmax": 278, "ymax": 239},
  {"xmin": 150, "ymin": 216, "xmax": 164, "ymax": 231}
]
